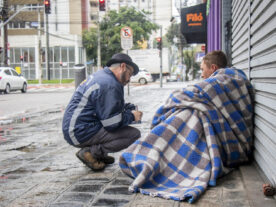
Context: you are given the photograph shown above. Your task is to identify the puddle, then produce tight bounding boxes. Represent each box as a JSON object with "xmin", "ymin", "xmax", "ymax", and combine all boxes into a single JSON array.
[
  {"xmin": 103, "ymin": 186, "xmax": 132, "ymax": 195},
  {"xmin": 49, "ymin": 203, "xmax": 84, "ymax": 207},
  {"xmin": 79, "ymin": 178, "xmax": 110, "ymax": 183},
  {"xmin": 111, "ymin": 179, "xmax": 132, "ymax": 186},
  {"xmin": 92, "ymin": 198, "xmax": 129, "ymax": 207},
  {"xmin": 58, "ymin": 193, "xmax": 94, "ymax": 203},
  {"xmin": 12, "ymin": 144, "xmax": 36, "ymax": 152},
  {"xmin": 69, "ymin": 184, "xmax": 103, "ymax": 193}
]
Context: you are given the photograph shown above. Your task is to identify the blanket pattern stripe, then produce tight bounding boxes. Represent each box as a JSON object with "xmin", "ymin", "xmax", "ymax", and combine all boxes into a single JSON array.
[{"xmin": 119, "ymin": 68, "xmax": 254, "ymax": 203}]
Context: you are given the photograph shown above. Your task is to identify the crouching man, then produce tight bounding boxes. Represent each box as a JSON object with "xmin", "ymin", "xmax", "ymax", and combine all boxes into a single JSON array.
[{"xmin": 62, "ymin": 53, "xmax": 143, "ymax": 171}]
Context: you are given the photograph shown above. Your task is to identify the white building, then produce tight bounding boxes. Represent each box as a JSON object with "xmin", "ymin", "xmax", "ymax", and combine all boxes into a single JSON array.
[{"xmin": 1, "ymin": 0, "xmax": 97, "ymax": 80}]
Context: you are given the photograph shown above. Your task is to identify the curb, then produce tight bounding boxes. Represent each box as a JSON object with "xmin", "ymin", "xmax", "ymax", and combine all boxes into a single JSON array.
[{"xmin": 0, "ymin": 106, "xmax": 65, "ymax": 125}]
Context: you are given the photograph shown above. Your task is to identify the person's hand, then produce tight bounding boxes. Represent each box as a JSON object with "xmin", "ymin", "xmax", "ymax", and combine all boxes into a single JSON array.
[{"xmin": 132, "ymin": 110, "xmax": 143, "ymax": 122}]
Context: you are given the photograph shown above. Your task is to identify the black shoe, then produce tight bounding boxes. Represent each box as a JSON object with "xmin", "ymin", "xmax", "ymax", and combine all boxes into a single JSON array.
[
  {"xmin": 98, "ymin": 155, "xmax": 115, "ymax": 164},
  {"xmin": 76, "ymin": 148, "xmax": 106, "ymax": 171}
]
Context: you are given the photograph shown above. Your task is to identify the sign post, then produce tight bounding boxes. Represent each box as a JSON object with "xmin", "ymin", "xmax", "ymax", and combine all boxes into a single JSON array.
[
  {"xmin": 120, "ymin": 26, "xmax": 133, "ymax": 95},
  {"xmin": 120, "ymin": 26, "xmax": 133, "ymax": 50}
]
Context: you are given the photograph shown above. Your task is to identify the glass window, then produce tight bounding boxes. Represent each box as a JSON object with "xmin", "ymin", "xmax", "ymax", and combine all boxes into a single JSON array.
[
  {"xmin": 19, "ymin": 22, "xmax": 25, "ymax": 28},
  {"xmin": 50, "ymin": 48, "xmax": 54, "ymax": 62},
  {"xmin": 22, "ymin": 48, "xmax": 29, "ymax": 62},
  {"xmin": 69, "ymin": 47, "xmax": 74, "ymax": 62},
  {"xmin": 11, "ymin": 69, "xmax": 19, "ymax": 76},
  {"xmin": 10, "ymin": 48, "xmax": 14, "ymax": 63},
  {"xmin": 14, "ymin": 48, "xmax": 21, "ymax": 63},
  {"xmin": 13, "ymin": 22, "xmax": 19, "ymax": 28},
  {"xmin": 79, "ymin": 48, "xmax": 83, "ymax": 64},
  {"xmin": 61, "ymin": 47, "xmax": 68, "ymax": 62},
  {"xmin": 54, "ymin": 47, "xmax": 60, "ymax": 62},
  {"xmin": 4, "ymin": 69, "xmax": 11, "ymax": 75},
  {"xmin": 41, "ymin": 48, "xmax": 46, "ymax": 62},
  {"xmin": 29, "ymin": 48, "xmax": 35, "ymax": 62}
]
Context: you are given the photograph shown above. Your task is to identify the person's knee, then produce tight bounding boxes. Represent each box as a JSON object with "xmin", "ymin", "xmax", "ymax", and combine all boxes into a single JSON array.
[{"xmin": 132, "ymin": 128, "xmax": 141, "ymax": 141}]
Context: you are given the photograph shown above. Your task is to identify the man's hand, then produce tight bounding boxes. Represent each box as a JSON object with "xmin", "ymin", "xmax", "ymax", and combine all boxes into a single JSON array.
[{"xmin": 132, "ymin": 110, "xmax": 143, "ymax": 122}]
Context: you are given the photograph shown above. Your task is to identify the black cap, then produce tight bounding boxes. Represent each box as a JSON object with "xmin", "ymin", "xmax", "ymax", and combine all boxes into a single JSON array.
[{"xmin": 106, "ymin": 53, "xmax": 139, "ymax": 76}]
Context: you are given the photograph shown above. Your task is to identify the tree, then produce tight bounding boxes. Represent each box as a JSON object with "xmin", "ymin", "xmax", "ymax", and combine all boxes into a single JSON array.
[
  {"xmin": 166, "ymin": 23, "xmax": 187, "ymax": 71},
  {"xmin": 83, "ymin": 7, "xmax": 159, "ymax": 66},
  {"xmin": 166, "ymin": 23, "xmax": 186, "ymax": 48},
  {"xmin": 183, "ymin": 49, "xmax": 200, "ymax": 81}
]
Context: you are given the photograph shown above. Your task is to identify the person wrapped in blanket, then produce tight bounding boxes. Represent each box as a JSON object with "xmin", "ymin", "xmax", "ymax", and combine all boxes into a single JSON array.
[{"xmin": 119, "ymin": 50, "xmax": 254, "ymax": 203}]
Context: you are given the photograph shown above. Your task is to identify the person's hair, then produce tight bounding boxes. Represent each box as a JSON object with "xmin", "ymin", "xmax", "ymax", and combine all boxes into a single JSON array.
[
  {"xmin": 110, "ymin": 63, "xmax": 121, "ymax": 68},
  {"xmin": 203, "ymin": 50, "xmax": 227, "ymax": 68}
]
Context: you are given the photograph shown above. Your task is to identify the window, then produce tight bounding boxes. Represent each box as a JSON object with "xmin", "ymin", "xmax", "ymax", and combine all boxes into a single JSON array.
[
  {"xmin": 91, "ymin": 15, "xmax": 97, "ymax": 20},
  {"xmin": 11, "ymin": 70, "xmax": 19, "ymax": 76},
  {"xmin": 61, "ymin": 47, "xmax": 68, "ymax": 62},
  {"xmin": 4, "ymin": 69, "xmax": 11, "ymax": 75},
  {"xmin": 69, "ymin": 47, "xmax": 74, "ymax": 62},
  {"xmin": 54, "ymin": 47, "xmax": 60, "ymax": 62},
  {"xmin": 90, "ymin": 2, "xmax": 97, "ymax": 7}
]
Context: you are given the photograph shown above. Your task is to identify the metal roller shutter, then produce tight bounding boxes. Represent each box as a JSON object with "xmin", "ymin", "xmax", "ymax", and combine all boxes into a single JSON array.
[{"xmin": 231, "ymin": 0, "xmax": 276, "ymax": 185}]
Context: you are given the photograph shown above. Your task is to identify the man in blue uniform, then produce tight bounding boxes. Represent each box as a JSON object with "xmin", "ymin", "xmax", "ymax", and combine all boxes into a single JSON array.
[{"xmin": 62, "ymin": 53, "xmax": 143, "ymax": 171}]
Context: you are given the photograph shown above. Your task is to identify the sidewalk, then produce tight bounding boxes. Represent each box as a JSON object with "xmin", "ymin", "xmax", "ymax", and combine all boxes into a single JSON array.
[{"xmin": 0, "ymin": 82, "xmax": 275, "ymax": 207}]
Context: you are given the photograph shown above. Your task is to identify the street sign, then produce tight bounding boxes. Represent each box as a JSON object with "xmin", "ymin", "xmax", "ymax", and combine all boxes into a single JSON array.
[{"xmin": 121, "ymin": 26, "xmax": 133, "ymax": 50}]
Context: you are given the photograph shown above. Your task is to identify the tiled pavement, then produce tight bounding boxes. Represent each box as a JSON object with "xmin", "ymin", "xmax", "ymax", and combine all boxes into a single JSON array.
[{"xmin": 0, "ymin": 82, "xmax": 275, "ymax": 207}]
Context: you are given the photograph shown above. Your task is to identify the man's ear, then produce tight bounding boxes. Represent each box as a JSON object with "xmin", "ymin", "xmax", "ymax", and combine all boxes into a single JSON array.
[{"xmin": 211, "ymin": 64, "xmax": 219, "ymax": 73}]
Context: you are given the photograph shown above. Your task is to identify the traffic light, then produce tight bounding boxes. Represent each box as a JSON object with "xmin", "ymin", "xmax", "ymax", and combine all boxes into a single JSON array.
[
  {"xmin": 44, "ymin": 0, "xmax": 51, "ymax": 14},
  {"xmin": 156, "ymin": 37, "xmax": 162, "ymax": 50},
  {"xmin": 99, "ymin": 0, "xmax": 105, "ymax": 11}
]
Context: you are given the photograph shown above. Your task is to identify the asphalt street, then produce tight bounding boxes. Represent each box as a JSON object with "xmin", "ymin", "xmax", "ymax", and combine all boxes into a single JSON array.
[{"xmin": 0, "ymin": 82, "xmax": 275, "ymax": 207}]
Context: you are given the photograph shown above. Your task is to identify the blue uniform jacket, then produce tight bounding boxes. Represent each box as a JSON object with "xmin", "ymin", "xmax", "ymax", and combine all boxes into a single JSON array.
[{"xmin": 62, "ymin": 67, "xmax": 135, "ymax": 146}]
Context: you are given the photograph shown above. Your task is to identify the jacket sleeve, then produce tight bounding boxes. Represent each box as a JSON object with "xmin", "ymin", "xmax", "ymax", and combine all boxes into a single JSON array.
[{"xmin": 94, "ymin": 86, "xmax": 134, "ymax": 131}]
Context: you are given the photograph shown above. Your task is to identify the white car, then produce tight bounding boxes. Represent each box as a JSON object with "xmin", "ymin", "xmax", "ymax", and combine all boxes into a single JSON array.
[
  {"xmin": 131, "ymin": 68, "xmax": 153, "ymax": 84},
  {"xmin": 0, "ymin": 67, "xmax": 28, "ymax": 94}
]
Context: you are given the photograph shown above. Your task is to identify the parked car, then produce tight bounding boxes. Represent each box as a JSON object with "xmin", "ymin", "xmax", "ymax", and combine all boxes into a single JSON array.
[
  {"xmin": 166, "ymin": 73, "xmax": 178, "ymax": 82},
  {"xmin": 0, "ymin": 67, "xmax": 27, "ymax": 94},
  {"xmin": 130, "ymin": 68, "xmax": 153, "ymax": 84}
]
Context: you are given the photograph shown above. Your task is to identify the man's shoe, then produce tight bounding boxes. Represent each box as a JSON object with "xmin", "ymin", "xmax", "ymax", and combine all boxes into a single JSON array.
[
  {"xmin": 98, "ymin": 155, "xmax": 115, "ymax": 164},
  {"xmin": 76, "ymin": 148, "xmax": 106, "ymax": 171}
]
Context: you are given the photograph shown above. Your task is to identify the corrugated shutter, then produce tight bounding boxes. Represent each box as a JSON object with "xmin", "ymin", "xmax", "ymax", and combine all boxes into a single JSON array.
[
  {"xmin": 232, "ymin": 0, "xmax": 276, "ymax": 185},
  {"xmin": 231, "ymin": 0, "xmax": 250, "ymax": 75}
]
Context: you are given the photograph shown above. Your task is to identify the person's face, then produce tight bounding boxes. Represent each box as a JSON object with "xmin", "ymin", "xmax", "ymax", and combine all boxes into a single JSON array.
[
  {"xmin": 200, "ymin": 61, "xmax": 216, "ymax": 79},
  {"xmin": 119, "ymin": 63, "xmax": 134, "ymax": 85}
]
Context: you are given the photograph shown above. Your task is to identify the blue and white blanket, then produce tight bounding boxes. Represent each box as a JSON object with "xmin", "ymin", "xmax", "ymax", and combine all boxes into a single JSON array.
[{"xmin": 119, "ymin": 68, "xmax": 254, "ymax": 203}]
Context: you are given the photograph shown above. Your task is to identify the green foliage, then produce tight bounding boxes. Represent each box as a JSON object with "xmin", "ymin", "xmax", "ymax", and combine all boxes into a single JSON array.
[
  {"xmin": 83, "ymin": 7, "xmax": 159, "ymax": 66},
  {"xmin": 183, "ymin": 49, "xmax": 200, "ymax": 81},
  {"xmin": 166, "ymin": 23, "xmax": 186, "ymax": 47}
]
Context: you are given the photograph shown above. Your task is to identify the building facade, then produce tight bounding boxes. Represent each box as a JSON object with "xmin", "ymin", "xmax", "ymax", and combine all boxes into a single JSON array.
[{"xmin": 1, "ymin": 0, "xmax": 97, "ymax": 80}]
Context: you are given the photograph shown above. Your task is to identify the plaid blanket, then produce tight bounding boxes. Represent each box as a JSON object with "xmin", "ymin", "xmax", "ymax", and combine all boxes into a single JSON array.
[{"xmin": 119, "ymin": 68, "xmax": 254, "ymax": 203}]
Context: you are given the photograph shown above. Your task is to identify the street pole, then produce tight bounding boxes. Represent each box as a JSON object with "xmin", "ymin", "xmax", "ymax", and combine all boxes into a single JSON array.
[
  {"xmin": 45, "ymin": 12, "xmax": 50, "ymax": 80},
  {"xmin": 160, "ymin": 26, "xmax": 163, "ymax": 88},
  {"xmin": 2, "ymin": 0, "xmax": 8, "ymax": 66},
  {"xmin": 38, "ymin": 8, "xmax": 42, "ymax": 84},
  {"xmin": 127, "ymin": 50, "xmax": 130, "ymax": 95},
  {"xmin": 97, "ymin": 4, "xmax": 101, "ymax": 70}
]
